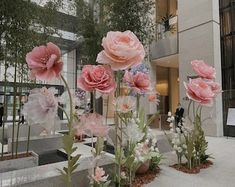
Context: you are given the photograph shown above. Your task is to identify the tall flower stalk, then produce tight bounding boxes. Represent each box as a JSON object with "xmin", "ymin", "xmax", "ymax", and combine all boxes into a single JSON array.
[{"xmin": 25, "ymin": 43, "xmax": 79, "ymax": 187}]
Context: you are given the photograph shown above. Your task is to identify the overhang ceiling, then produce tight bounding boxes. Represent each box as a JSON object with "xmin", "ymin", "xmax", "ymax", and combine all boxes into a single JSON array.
[{"xmin": 152, "ymin": 54, "xmax": 179, "ymax": 68}]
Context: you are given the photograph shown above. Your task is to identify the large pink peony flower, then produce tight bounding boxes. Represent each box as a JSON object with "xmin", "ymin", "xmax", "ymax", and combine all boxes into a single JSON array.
[
  {"xmin": 96, "ymin": 31, "xmax": 145, "ymax": 71},
  {"xmin": 23, "ymin": 87, "xmax": 58, "ymax": 124},
  {"xmin": 184, "ymin": 78, "xmax": 215, "ymax": 106},
  {"xmin": 26, "ymin": 42, "xmax": 63, "ymax": 81},
  {"xmin": 123, "ymin": 71, "xmax": 152, "ymax": 94},
  {"xmin": 77, "ymin": 65, "xmax": 116, "ymax": 94},
  {"xmin": 80, "ymin": 113, "xmax": 109, "ymax": 137},
  {"xmin": 191, "ymin": 60, "xmax": 216, "ymax": 79}
]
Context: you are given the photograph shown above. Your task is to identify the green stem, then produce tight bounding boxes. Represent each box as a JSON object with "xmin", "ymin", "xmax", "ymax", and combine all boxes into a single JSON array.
[
  {"xmin": 61, "ymin": 75, "xmax": 74, "ymax": 187},
  {"xmin": 58, "ymin": 106, "xmax": 70, "ymax": 123},
  {"xmin": 114, "ymin": 71, "xmax": 122, "ymax": 186},
  {"xmin": 105, "ymin": 96, "xmax": 109, "ymax": 125},
  {"xmin": 136, "ymin": 94, "xmax": 140, "ymax": 118},
  {"xmin": 187, "ymin": 100, "xmax": 192, "ymax": 123},
  {"xmin": 193, "ymin": 101, "xmax": 195, "ymax": 119},
  {"xmin": 93, "ymin": 91, "xmax": 96, "ymax": 113},
  {"xmin": 26, "ymin": 125, "xmax": 31, "ymax": 155}
]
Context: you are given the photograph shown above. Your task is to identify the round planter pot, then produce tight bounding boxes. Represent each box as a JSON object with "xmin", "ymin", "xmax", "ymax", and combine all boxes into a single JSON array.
[{"xmin": 136, "ymin": 160, "xmax": 150, "ymax": 174}]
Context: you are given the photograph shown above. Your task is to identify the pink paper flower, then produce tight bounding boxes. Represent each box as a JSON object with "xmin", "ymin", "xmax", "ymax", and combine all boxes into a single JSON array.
[
  {"xmin": 148, "ymin": 94, "xmax": 156, "ymax": 102},
  {"xmin": 80, "ymin": 113, "xmax": 109, "ymax": 137},
  {"xmin": 184, "ymin": 78, "xmax": 215, "ymax": 106},
  {"xmin": 123, "ymin": 71, "xmax": 152, "ymax": 94},
  {"xmin": 92, "ymin": 167, "xmax": 108, "ymax": 184},
  {"xmin": 206, "ymin": 81, "xmax": 222, "ymax": 95},
  {"xmin": 77, "ymin": 65, "xmax": 116, "ymax": 94},
  {"xmin": 96, "ymin": 31, "xmax": 145, "ymax": 71},
  {"xmin": 148, "ymin": 92, "xmax": 160, "ymax": 105},
  {"xmin": 23, "ymin": 87, "xmax": 58, "ymax": 124},
  {"xmin": 191, "ymin": 60, "xmax": 216, "ymax": 79},
  {"xmin": 26, "ymin": 42, "xmax": 63, "ymax": 81}
]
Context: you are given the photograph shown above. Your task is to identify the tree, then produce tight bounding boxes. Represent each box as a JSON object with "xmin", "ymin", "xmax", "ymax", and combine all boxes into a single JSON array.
[
  {"xmin": 0, "ymin": 0, "xmax": 63, "ymax": 158},
  {"xmin": 101, "ymin": 0, "xmax": 155, "ymax": 45}
]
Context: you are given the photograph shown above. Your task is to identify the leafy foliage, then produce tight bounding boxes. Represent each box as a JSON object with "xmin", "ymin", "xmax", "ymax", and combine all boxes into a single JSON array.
[{"xmin": 101, "ymin": 0, "xmax": 155, "ymax": 45}]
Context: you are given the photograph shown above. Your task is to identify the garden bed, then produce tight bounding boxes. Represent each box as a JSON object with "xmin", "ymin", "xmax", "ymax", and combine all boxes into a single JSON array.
[
  {"xmin": 131, "ymin": 167, "xmax": 160, "ymax": 187},
  {"xmin": 170, "ymin": 160, "xmax": 213, "ymax": 174}
]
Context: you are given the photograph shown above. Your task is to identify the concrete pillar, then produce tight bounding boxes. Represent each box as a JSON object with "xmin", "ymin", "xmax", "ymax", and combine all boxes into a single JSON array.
[{"xmin": 178, "ymin": 0, "xmax": 223, "ymax": 136}]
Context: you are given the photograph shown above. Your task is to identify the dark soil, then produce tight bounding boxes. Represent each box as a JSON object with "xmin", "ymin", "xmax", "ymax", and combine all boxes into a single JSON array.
[
  {"xmin": 131, "ymin": 167, "xmax": 160, "ymax": 187},
  {"xmin": 170, "ymin": 160, "xmax": 213, "ymax": 174},
  {"xmin": 0, "ymin": 152, "xmax": 33, "ymax": 161}
]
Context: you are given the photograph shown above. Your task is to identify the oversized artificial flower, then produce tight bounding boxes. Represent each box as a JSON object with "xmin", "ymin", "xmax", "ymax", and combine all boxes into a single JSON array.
[
  {"xmin": 26, "ymin": 42, "xmax": 63, "ymax": 81},
  {"xmin": 92, "ymin": 167, "xmax": 109, "ymax": 184},
  {"xmin": 126, "ymin": 122, "xmax": 144, "ymax": 143},
  {"xmin": 191, "ymin": 60, "xmax": 216, "ymax": 79},
  {"xmin": 206, "ymin": 80, "xmax": 222, "ymax": 95},
  {"xmin": 80, "ymin": 113, "xmax": 109, "ymax": 137},
  {"xmin": 184, "ymin": 78, "xmax": 215, "ymax": 106},
  {"xmin": 148, "ymin": 91, "xmax": 160, "ymax": 105},
  {"xmin": 77, "ymin": 65, "xmax": 116, "ymax": 94},
  {"xmin": 96, "ymin": 30, "xmax": 145, "ymax": 71},
  {"xmin": 123, "ymin": 70, "xmax": 152, "ymax": 94},
  {"xmin": 115, "ymin": 96, "xmax": 136, "ymax": 113},
  {"xmin": 23, "ymin": 87, "xmax": 58, "ymax": 125}
]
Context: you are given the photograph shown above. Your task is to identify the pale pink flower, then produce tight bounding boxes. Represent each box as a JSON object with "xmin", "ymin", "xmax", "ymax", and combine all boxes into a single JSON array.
[
  {"xmin": 23, "ymin": 87, "xmax": 58, "ymax": 124},
  {"xmin": 115, "ymin": 96, "xmax": 136, "ymax": 113},
  {"xmin": 206, "ymin": 81, "xmax": 222, "ymax": 95},
  {"xmin": 148, "ymin": 94, "xmax": 156, "ymax": 102},
  {"xmin": 184, "ymin": 78, "xmax": 215, "ymax": 106},
  {"xmin": 74, "ymin": 125, "xmax": 85, "ymax": 137},
  {"xmin": 92, "ymin": 167, "xmax": 108, "ymax": 184},
  {"xmin": 96, "ymin": 31, "xmax": 145, "ymax": 71},
  {"xmin": 80, "ymin": 113, "xmax": 109, "ymax": 137},
  {"xmin": 77, "ymin": 65, "xmax": 116, "ymax": 94},
  {"xmin": 123, "ymin": 71, "xmax": 152, "ymax": 94},
  {"xmin": 191, "ymin": 60, "xmax": 216, "ymax": 79},
  {"xmin": 26, "ymin": 42, "xmax": 63, "ymax": 81},
  {"xmin": 148, "ymin": 92, "xmax": 160, "ymax": 105}
]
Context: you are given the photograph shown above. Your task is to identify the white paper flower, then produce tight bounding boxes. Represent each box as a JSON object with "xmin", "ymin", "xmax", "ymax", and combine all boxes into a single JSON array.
[
  {"xmin": 115, "ymin": 96, "xmax": 136, "ymax": 113},
  {"xmin": 126, "ymin": 122, "xmax": 144, "ymax": 143},
  {"xmin": 23, "ymin": 87, "xmax": 58, "ymax": 125}
]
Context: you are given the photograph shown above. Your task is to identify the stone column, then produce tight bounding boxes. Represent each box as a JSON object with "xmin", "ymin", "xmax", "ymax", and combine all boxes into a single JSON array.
[{"xmin": 178, "ymin": 0, "xmax": 223, "ymax": 136}]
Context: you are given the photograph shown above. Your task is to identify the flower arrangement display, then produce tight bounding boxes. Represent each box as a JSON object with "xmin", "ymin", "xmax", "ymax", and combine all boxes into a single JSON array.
[
  {"xmin": 166, "ymin": 60, "xmax": 221, "ymax": 173},
  {"xmin": 24, "ymin": 30, "xmax": 161, "ymax": 187},
  {"xmin": 96, "ymin": 30, "xmax": 161, "ymax": 187},
  {"xmin": 25, "ymin": 42, "xmax": 79, "ymax": 187}
]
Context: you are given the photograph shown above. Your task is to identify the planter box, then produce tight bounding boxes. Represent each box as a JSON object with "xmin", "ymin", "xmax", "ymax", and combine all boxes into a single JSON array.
[
  {"xmin": 8, "ymin": 134, "xmax": 63, "ymax": 154},
  {"xmin": 0, "ymin": 151, "xmax": 38, "ymax": 173}
]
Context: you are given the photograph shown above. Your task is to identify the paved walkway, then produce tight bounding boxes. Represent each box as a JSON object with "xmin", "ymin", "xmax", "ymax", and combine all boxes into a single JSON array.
[{"xmin": 147, "ymin": 136, "xmax": 235, "ymax": 187}]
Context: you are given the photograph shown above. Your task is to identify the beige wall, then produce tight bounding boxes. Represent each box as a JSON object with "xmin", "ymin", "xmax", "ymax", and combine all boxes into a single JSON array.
[{"xmin": 178, "ymin": 0, "xmax": 223, "ymax": 136}]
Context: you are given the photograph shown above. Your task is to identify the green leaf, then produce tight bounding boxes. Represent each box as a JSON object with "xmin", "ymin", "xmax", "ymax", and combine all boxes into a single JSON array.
[
  {"xmin": 70, "ymin": 154, "xmax": 80, "ymax": 167},
  {"xmin": 71, "ymin": 163, "xmax": 79, "ymax": 172},
  {"xmin": 63, "ymin": 134, "xmax": 74, "ymax": 154},
  {"xmin": 71, "ymin": 147, "xmax": 77, "ymax": 154},
  {"xmin": 63, "ymin": 167, "xmax": 68, "ymax": 174}
]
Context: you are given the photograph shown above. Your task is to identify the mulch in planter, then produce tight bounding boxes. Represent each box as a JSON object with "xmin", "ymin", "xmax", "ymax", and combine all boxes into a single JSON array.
[
  {"xmin": 0, "ymin": 152, "xmax": 33, "ymax": 161},
  {"xmin": 170, "ymin": 160, "xmax": 213, "ymax": 174},
  {"xmin": 131, "ymin": 167, "xmax": 160, "ymax": 187}
]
